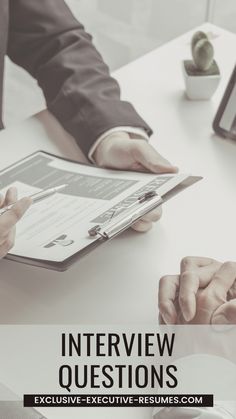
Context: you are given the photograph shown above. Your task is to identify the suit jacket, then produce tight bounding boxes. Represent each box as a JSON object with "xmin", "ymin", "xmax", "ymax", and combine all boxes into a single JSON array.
[{"xmin": 0, "ymin": 0, "xmax": 152, "ymax": 156}]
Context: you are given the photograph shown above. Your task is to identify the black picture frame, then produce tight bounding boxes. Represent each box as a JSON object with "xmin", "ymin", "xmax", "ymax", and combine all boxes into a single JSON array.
[{"xmin": 213, "ymin": 64, "xmax": 236, "ymax": 141}]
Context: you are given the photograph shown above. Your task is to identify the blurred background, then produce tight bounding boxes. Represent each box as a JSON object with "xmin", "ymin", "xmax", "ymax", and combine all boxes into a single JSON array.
[{"xmin": 4, "ymin": 0, "xmax": 236, "ymax": 125}]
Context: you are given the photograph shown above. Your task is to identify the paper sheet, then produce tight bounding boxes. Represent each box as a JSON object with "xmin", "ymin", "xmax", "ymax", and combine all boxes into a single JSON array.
[{"xmin": 0, "ymin": 152, "xmax": 188, "ymax": 262}]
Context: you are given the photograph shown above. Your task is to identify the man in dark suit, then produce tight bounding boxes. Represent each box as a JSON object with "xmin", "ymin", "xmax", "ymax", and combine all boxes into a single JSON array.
[{"xmin": 0, "ymin": 0, "xmax": 177, "ymax": 258}]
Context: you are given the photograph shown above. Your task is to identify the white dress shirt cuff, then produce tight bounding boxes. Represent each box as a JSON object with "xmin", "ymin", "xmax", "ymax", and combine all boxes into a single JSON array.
[{"xmin": 88, "ymin": 126, "xmax": 149, "ymax": 163}]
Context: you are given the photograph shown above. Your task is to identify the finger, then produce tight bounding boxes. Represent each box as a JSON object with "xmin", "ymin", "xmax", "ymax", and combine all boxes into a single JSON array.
[
  {"xmin": 0, "ymin": 197, "xmax": 31, "ymax": 236},
  {"xmin": 0, "ymin": 193, "xmax": 4, "ymax": 207},
  {"xmin": 193, "ymin": 264, "xmax": 236, "ymax": 323},
  {"xmin": 212, "ymin": 299, "xmax": 236, "ymax": 325},
  {"xmin": 131, "ymin": 141, "xmax": 178, "ymax": 174},
  {"xmin": 179, "ymin": 271, "xmax": 200, "ymax": 322},
  {"xmin": 205, "ymin": 261, "xmax": 236, "ymax": 302},
  {"xmin": 131, "ymin": 219, "xmax": 152, "ymax": 233},
  {"xmin": 228, "ymin": 279, "xmax": 236, "ymax": 300},
  {"xmin": 159, "ymin": 314, "xmax": 166, "ymax": 325},
  {"xmin": 158, "ymin": 275, "xmax": 179, "ymax": 324},
  {"xmin": 0, "ymin": 231, "xmax": 10, "ymax": 246},
  {"xmin": 141, "ymin": 206, "xmax": 162, "ymax": 223},
  {"xmin": 181, "ymin": 256, "xmax": 221, "ymax": 284},
  {"xmin": 181, "ymin": 256, "xmax": 217, "ymax": 272},
  {"xmin": 0, "ymin": 229, "xmax": 16, "ymax": 259},
  {"xmin": 179, "ymin": 256, "xmax": 221, "ymax": 322},
  {"xmin": 5, "ymin": 187, "xmax": 18, "ymax": 205}
]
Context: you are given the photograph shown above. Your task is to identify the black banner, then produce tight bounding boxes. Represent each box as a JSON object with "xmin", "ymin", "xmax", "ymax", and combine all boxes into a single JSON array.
[{"xmin": 24, "ymin": 394, "xmax": 214, "ymax": 408}]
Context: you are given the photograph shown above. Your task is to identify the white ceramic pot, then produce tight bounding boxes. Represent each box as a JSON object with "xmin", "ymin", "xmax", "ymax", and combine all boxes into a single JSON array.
[{"xmin": 182, "ymin": 61, "xmax": 221, "ymax": 100}]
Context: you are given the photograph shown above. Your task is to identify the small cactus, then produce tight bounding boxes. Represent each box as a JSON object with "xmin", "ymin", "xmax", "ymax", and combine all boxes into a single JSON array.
[
  {"xmin": 183, "ymin": 31, "xmax": 221, "ymax": 99},
  {"xmin": 191, "ymin": 31, "xmax": 214, "ymax": 72},
  {"xmin": 191, "ymin": 31, "xmax": 208, "ymax": 55}
]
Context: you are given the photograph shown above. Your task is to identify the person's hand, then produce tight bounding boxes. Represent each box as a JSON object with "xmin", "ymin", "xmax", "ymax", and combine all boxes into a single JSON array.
[
  {"xmin": 158, "ymin": 260, "xmax": 236, "ymax": 419},
  {"xmin": 93, "ymin": 132, "xmax": 178, "ymax": 232},
  {"xmin": 0, "ymin": 187, "xmax": 32, "ymax": 259},
  {"xmin": 158, "ymin": 257, "xmax": 236, "ymax": 324}
]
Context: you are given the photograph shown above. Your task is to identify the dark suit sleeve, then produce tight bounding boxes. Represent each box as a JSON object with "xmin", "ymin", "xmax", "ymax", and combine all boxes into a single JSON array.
[{"xmin": 7, "ymin": 0, "xmax": 152, "ymax": 156}]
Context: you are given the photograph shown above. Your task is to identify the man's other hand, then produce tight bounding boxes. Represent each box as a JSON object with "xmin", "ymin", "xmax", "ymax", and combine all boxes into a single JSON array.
[{"xmin": 94, "ymin": 132, "xmax": 178, "ymax": 232}]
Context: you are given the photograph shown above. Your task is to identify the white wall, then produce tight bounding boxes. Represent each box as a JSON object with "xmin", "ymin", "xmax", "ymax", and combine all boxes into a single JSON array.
[
  {"xmin": 3, "ymin": 0, "xmax": 236, "ymax": 126},
  {"xmin": 66, "ymin": 0, "xmax": 207, "ymax": 70},
  {"xmin": 212, "ymin": 0, "xmax": 236, "ymax": 33}
]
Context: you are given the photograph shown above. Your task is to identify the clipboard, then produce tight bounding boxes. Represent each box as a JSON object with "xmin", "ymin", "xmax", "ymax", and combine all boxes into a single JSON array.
[{"xmin": 1, "ymin": 151, "xmax": 202, "ymax": 271}]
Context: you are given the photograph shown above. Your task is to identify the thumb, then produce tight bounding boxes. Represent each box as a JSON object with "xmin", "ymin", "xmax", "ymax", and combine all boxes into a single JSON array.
[
  {"xmin": 212, "ymin": 299, "xmax": 236, "ymax": 325},
  {"xmin": 131, "ymin": 141, "xmax": 178, "ymax": 174}
]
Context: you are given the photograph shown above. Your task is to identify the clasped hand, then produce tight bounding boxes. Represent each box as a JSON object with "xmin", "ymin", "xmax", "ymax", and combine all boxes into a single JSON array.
[{"xmin": 159, "ymin": 256, "xmax": 236, "ymax": 325}]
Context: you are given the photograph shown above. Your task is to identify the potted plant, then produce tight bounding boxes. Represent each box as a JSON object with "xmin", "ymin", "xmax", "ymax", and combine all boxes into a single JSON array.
[{"xmin": 182, "ymin": 31, "xmax": 221, "ymax": 100}]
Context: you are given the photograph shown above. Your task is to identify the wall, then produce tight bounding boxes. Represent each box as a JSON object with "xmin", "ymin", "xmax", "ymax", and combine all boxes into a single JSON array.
[
  {"xmin": 66, "ymin": 0, "xmax": 207, "ymax": 70},
  {"xmin": 3, "ymin": 0, "xmax": 236, "ymax": 126}
]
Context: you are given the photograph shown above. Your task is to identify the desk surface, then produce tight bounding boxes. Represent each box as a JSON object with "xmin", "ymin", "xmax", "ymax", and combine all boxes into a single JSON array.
[{"xmin": 0, "ymin": 23, "xmax": 236, "ymax": 419}]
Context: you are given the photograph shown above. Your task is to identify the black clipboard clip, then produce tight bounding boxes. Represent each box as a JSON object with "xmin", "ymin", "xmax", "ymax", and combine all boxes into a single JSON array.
[{"xmin": 88, "ymin": 191, "xmax": 162, "ymax": 240}]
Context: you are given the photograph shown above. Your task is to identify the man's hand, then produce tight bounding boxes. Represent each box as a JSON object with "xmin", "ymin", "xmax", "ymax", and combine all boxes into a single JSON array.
[
  {"xmin": 93, "ymin": 132, "xmax": 178, "ymax": 232},
  {"xmin": 158, "ymin": 256, "xmax": 236, "ymax": 325},
  {"xmin": 0, "ymin": 187, "xmax": 31, "ymax": 259}
]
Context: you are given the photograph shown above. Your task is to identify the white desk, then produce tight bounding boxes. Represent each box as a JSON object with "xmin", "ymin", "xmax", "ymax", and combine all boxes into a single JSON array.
[{"xmin": 0, "ymin": 23, "xmax": 236, "ymax": 419}]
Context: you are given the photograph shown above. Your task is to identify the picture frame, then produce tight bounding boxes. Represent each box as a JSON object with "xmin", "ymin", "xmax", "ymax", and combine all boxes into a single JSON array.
[{"xmin": 213, "ymin": 64, "xmax": 236, "ymax": 140}]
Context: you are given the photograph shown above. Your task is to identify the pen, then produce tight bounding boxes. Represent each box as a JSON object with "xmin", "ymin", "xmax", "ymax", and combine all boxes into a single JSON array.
[
  {"xmin": 108, "ymin": 190, "xmax": 157, "ymax": 221},
  {"xmin": 88, "ymin": 190, "xmax": 158, "ymax": 237},
  {"xmin": 0, "ymin": 184, "xmax": 68, "ymax": 216}
]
